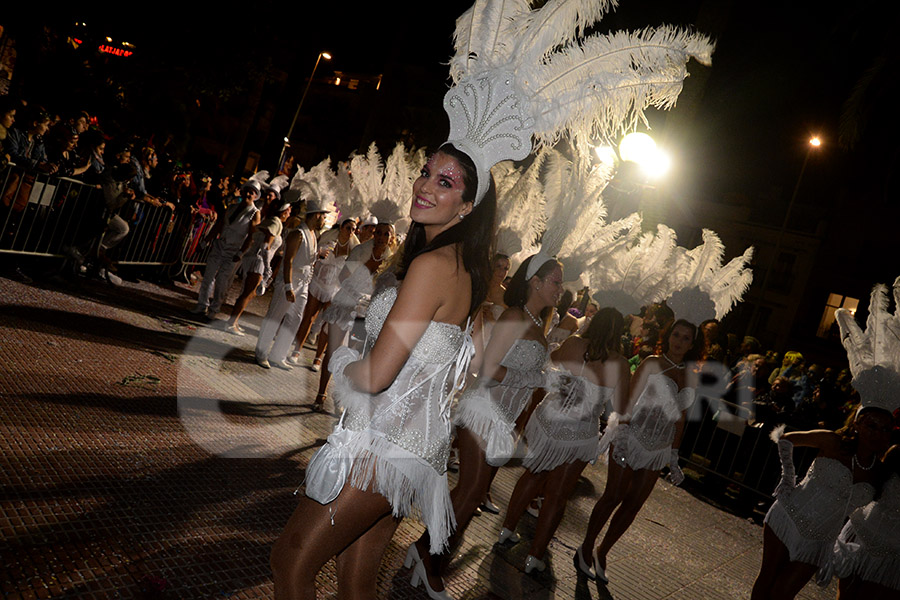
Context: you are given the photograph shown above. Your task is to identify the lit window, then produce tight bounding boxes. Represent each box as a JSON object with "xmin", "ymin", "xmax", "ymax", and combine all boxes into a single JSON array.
[{"xmin": 816, "ymin": 293, "xmax": 859, "ymax": 338}]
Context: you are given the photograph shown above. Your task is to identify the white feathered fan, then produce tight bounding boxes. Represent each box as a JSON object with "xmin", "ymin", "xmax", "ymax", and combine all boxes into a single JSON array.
[
  {"xmin": 449, "ymin": 0, "xmax": 715, "ymax": 156},
  {"xmin": 835, "ymin": 277, "xmax": 900, "ymax": 413},
  {"xmin": 665, "ymin": 229, "xmax": 754, "ymax": 324},
  {"xmin": 590, "ymin": 216, "xmax": 678, "ymax": 316},
  {"xmin": 494, "ymin": 151, "xmax": 547, "ymax": 263}
]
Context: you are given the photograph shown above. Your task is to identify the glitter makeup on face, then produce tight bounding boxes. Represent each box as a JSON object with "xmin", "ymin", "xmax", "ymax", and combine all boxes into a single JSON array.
[{"xmin": 424, "ymin": 153, "xmax": 463, "ymax": 187}]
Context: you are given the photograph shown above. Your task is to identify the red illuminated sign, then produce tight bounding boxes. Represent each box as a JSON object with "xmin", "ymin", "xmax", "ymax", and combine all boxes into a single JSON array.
[{"xmin": 98, "ymin": 45, "xmax": 133, "ymax": 57}]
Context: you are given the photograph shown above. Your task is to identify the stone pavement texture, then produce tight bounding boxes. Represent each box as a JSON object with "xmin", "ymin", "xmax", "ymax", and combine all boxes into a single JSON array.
[{"xmin": 0, "ymin": 272, "xmax": 838, "ymax": 599}]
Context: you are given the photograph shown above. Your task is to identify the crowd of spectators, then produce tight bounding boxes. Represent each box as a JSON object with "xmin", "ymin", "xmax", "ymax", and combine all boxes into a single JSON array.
[{"xmin": 1, "ymin": 95, "xmax": 243, "ymax": 284}]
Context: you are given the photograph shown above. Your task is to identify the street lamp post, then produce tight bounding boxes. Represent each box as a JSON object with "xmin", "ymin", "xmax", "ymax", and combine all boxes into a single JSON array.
[
  {"xmin": 746, "ymin": 136, "xmax": 822, "ymax": 338},
  {"xmin": 279, "ymin": 51, "xmax": 331, "ymax": 170}
]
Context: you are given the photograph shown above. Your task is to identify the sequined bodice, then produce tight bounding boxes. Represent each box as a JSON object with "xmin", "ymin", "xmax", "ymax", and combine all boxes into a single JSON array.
[
  {"xmin": 365, "ymin": 287, "xmax": 466, "ymax": 363},
  {"xmin": 629, "ymin": 372, "xmax": 694, "ymax": 451},
  {"xmin": 782, "ymin": 456, "xmax": 875, "ymax": 541},
  {"xmin": 344, "ymin": 286, "xmax": 471, "ymax": 473},
  {"xmin": 501, "ymin": 338, "xmax": 548, "ymax": 371},
  {"xmin": 849, "ymin": 474, "xmax": 900, "ymax": 556},
  {"xmin": 488, "ymin": 338, "xmax": 549, "ymax": 424},
  {"xmin": 535, "ymin": 365, "xmax": 615, "ymax": 441}
]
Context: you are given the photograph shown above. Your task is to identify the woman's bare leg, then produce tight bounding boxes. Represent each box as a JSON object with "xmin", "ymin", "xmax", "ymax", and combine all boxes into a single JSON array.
[
  {"xmin": 314, "ymin": 320, "xmax": 329, "ymax": 362},
  {"xmin": 415, "ymin": 427, "xmax": 497, "ymax": 592},
  {"xmin": 334, "ymin": 512, "xmax": 401, "ymax": 600},
  {"xmin": 227, "ymin": 273, "xmax": 262, "ymax": 328},
  {"xmin": 502, "ymin": 468, "xmax": 549, "ymax": 533},
  {"xmin": 751, "ymin": 524, "xmax": 791, "ymax": 600},
  {"xmin": 294, "ymin": 294, "xmax": 324, "ymax": 352},
  {"xmin": 594, "ymin": 467, "xmax": 658, "ymax": 569},
  {"xmin": 527, "ymin": 460, "xmax": 587, "ymax": 560},
  {"xmin": 580, "ymin": 449, "xmax": 629, "ymax": 566},
  {"xmin": 316, "ymin": 322, "xmax": 349, "ymax": 402},
  {"xmin": 271, "ymin": 485, "xmax": 393, "ymax": 600}
]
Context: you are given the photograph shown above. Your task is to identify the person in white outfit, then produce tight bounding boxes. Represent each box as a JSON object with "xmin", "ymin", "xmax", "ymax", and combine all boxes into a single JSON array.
[
  {"xmin": 255, "ymin": 199, "xmax": 331, "ymax": 369},
  {"xmin": 190, "ymin": 180, "xmax": 262, "ymax": 317}
]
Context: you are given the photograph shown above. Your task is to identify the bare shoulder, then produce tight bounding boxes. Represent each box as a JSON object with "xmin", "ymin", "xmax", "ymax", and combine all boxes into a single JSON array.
[
  {"xmin": 408, "ymin": 246, "xmax": 459, "ymax": 277},
  {"xmin": 639, "ymin": 355, "xmax": 664, "ymax": 374},
  {"xmin": 498, "ymin": 306, "xmax": 526, "ymax": 323}
]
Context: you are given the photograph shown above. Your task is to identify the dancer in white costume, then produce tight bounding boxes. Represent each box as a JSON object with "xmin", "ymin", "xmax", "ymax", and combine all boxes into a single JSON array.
[
  {"xmin": 411, "ymin": 254, "xmax": 559, "ymax": 587},
  {"xmin": 224, "ymin": 200, "xmax": 291, "ymax": 336},
  {"xmin": 313, "ymin": 222, "xmax": 395, "ymax": 411},
  {"xmin": 288, "ymin": 218, "xmax": 360, "ymax": 368},
  {"xmin": 500, "ymin": 307, "xmax": 630, "ymax": 575},
  {"xmin": 254, "ymin": 200, "xmax": 331, "ymax": 369},
  {"xmin": 579, "ymin": 318, "xmax": 699, "ymax": 582},
  {"xmin": 752, "ymin": 277, "xmax": 900, "ymax": 600},
  {"xmin": 834, "ymin": 445, "xmax": 900, "ymax": 599},
  {"xmin": 270, "ymin": 145, "xmax": 496, "ymax": 600},
  {"xmin": 750, "ymin": 411, "xmax": 888, "ymax": 599},
  {"xmin": 190, "ymin": 180, "xmax": 261, "ymax": 317}
]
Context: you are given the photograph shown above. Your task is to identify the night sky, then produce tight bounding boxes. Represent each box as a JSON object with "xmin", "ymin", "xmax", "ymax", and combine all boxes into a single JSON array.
[{"xmin": 56, "ymin": 0, "xmax": 892, "ymax": 207}]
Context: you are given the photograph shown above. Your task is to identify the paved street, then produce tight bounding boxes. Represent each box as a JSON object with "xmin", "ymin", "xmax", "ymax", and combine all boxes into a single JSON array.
[{"xmin": 0, "ymin": 272, "xmax": 837, "ymax": 599}]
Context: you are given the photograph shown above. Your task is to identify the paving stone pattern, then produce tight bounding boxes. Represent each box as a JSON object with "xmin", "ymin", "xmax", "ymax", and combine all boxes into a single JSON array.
[{"xmin": 0, "ymin": 274, "xmax": 837, "ymax": 599}]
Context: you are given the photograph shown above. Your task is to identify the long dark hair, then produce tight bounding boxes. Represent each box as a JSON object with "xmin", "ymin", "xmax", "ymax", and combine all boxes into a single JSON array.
[
  {"xmin": 659, "ymin": 318, "xmax": 702, "ymax": 362},
  {"xmin": 396, "ymin": 143, "xmax": 496, "ymax": 316},
  {"xmin": 584, "ymin": 307, "xmax": 624, "ymax": 362},
  {"xmin": 503, "ymin": 255, "xmax": 561, "ymax": 329}
]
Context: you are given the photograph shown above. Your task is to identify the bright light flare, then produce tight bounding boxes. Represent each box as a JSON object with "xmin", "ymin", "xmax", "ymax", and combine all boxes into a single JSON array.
[
  {"xmin": 594, "ymin": 145, "xmax": 618, "ymax": 168},
  {"xmin": 642, "ymin": 149, "xmax": 671, "ymax": 178},
  {"xmin": 809, "ymin": 136, "xmax": 821, "ymax": 147},
  {"xmin": 618, "ymin": 132, "xmax": 670, "ymax": 178},
  {"xmin": 321, "ymin": 52, "xmax": 332, "ymax": 60}
]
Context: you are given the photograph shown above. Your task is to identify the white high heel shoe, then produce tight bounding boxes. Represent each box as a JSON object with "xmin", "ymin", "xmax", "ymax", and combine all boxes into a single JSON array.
[
  {"xmin": 498, "ymin": 527, "xmax": 521, "ymax": 544},
  {"xmin": 592, "ymin": 547, "xmax": 609, "ymax": 584},
  {"xmin": 409, "ymin": 560, "xmax": 455, "ymax": 600},
  {"xmin": 524, "ymin": 555, "xmax": 546, "ymax": 574},
  {"xmin": 404, "ymin": 544, "xmax": 421, "ymax": 569},
  {"xmin": 573, "ymin": 545, "xmax": 596, "ymax": 580}
]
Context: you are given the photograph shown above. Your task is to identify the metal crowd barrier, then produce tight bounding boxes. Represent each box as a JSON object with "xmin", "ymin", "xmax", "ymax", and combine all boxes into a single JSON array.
[
  {"xmin": 678, "ymin": 384, "xmax": 817, "ymax": 507},
  {"xmin": 1, "ymin": 162, "xmax": 217, "ymax": 274}
]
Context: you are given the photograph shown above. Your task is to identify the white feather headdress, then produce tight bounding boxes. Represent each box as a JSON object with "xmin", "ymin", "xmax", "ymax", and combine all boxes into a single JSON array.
[
  {"xmin": 665, "ymin": 229, "xmax": 754, "ymax": 324},
  {"xmin": 835, "ymin": 277, "xmax": 900, "ymax": 413},
  {"xmin": 294, "ymin": 157, "xmax": 339, "ymax": 227},
  {"xmin": 443, "ymin": 0, "xmax": 714, "ymax": 205},
  {"xmin": 590, "ymin": 217, "xmax": 678, "ymax": 316},
  {"xmin": 493, "ymin": 153, "xmax": 547, "ymax": 260},
  {"xmin": 530, "ymin": 148, "xmax": 610, "ymax": 282}
]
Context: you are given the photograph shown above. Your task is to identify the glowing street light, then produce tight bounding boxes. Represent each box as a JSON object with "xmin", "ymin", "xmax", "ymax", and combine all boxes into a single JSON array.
[
  {"xmin": 747, "ymin": 134, "xmax": 823, "ymax": 335},
  {"xmin": 618, "ymin": 132, "xmax": 670, "ymax": 178},
  {"xmin": 280, "ymin": 51, "xmax": 332, "ymax": 169}
]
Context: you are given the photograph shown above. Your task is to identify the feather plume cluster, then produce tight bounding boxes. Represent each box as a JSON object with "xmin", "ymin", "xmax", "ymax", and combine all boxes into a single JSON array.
[
  {"xmin": 536, "ymin": 148, "xmax": 610, "ymax": 282},
  {"xmin": 589, "ymin": 217, "xmax": 677, "ymax": 315},
  {"xmin": 449, "ymin": 0, "xmax": 714, "ymax": 154},
  {"xmin": 493, "ymin": 153, "xmax": 547, "ymax": 259},
  {"xmin": 835, "ymin": 276, "xmax": 900, "ymax": 413},
  {"xmin": 665, "ymin": 229, "xmax": 754, "ymax": 323}
]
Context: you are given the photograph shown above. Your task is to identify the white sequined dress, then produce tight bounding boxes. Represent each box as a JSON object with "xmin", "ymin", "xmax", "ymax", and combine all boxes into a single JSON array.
[
  {"xmin": 602, "ymin": 371, "xmax": 694, "ymax": 471},
  {"xmin": 523, "ymin": 362, "xmax": 615, "ymax": 473},
  {"xmin": 765, "ymin": 456, "xmax": 875, "ymax": 569},
  {"xmin": 453, "ymin": 338, "xmax": 549, "ymax": 467},
  {"xmin": 306, "ymin": 286, "xmax": 473, "ymax": 553},
  {"xmin": 833, "ymin": 473, "xmax": 900, "ymax": 589},
  {"xmin": 320, "ymin": 261, "xmax": 374, "ymax": 331}
]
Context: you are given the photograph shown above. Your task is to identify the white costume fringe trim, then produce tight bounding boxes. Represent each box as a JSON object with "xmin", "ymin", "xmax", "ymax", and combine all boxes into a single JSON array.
[
  {"xmin": 764, "ymin": 501, "xmax": 833, "ymax": 569},
  {"xmin": 522, "ymin": 413, "xmax": 598, "ymax": 473},
  {"xmin": 308, "ymin": 428, "xmax": 456, "ymax": 555},
  {"xmin": 453, "ymin": 386, "xmax": 516, "ymax": 467}
]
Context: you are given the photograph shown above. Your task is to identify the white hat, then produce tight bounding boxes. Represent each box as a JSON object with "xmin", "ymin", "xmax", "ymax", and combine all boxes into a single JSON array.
[
  {"xmin": 362, "ymin": 215, "xmax": 378, "ymax": 226},
  {"xmin": 305, "ymin": 198, "xmax": 332, "ymax": 215},
  {"xmin": 241, "ymin": 179, "xmax": 262, "ymax": 194}
]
